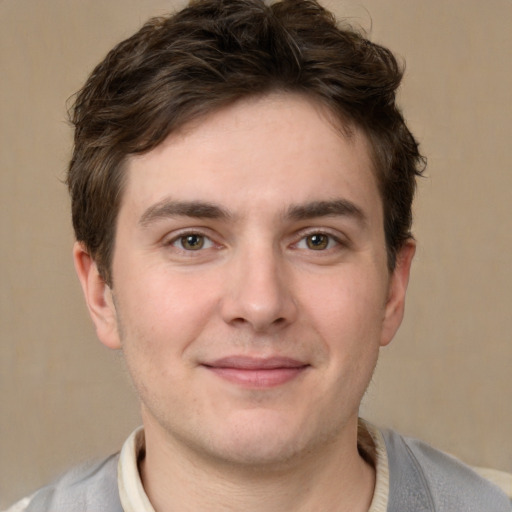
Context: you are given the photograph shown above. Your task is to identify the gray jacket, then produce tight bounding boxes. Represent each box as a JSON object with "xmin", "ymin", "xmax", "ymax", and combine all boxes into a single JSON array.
[{"xmin": 15, "ymin": 430, "xmax": 512, "ymax": 511}]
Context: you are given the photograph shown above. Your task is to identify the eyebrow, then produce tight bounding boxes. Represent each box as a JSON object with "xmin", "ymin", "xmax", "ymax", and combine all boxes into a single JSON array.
[
  {"xmin": 139, "ymin": 199, "xmax": 231, "ymax": 227},
  {"xmin": 139, "ymin": 197, "xmax": 366, "ymax": 227},
  {"xmin": 285, "ymin": 199, "xmax": 366, "ymax": 224}
]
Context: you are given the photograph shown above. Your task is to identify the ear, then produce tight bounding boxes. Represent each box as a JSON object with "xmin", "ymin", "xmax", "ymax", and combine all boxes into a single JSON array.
[
  {"xmin": 73, "ymin": 242, "xmax": 121, "ymax": 350},
  {"xmin": 380, "ymin": 239, "xmax": 416, "ymax": 347}
]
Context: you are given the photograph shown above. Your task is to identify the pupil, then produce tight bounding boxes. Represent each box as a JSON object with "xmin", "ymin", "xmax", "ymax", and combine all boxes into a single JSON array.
[
  {"xmin": 308, "ymin": 234, "xmax": 328, "ymax": 249},
  {"xmin": 183, "ymin": 235, "xmax": 203, "ymax": 250}
]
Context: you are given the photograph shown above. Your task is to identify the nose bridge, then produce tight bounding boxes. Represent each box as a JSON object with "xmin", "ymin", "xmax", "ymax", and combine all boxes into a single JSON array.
[{"xmin": 222, "ymin": 236, "xmax": 296, "ymax": 331}]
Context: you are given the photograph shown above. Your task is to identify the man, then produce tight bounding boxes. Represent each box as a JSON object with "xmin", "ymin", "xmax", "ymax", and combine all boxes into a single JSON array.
[{"xmin": 7, "ymin": 0, "xmax": 511, "ymax": 511}]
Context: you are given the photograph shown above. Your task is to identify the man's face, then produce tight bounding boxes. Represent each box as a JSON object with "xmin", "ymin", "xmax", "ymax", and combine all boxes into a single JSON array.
[{"xmin": 78, "ymin": 93, "xmax": 413, "ymax": 467}]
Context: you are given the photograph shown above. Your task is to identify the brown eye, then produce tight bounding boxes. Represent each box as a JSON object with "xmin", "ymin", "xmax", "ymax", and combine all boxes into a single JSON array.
[
  {"xmin": 180, "ymin": 234, "xmax": 205, "ymax": 250},
  {"xmin": 306, "ymin": 234, "xmax": 330, "ymax": 250}
]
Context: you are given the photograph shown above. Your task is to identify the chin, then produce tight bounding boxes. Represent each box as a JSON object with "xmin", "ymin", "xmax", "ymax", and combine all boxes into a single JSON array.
[{"xmin": 201, "ymin": 411, "xmax": 342, "ymax": 470}]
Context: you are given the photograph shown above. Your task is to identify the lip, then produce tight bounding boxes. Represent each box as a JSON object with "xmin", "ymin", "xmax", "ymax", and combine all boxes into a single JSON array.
[{"xmin": 202, "ymin": 356, "xmax": 310, "ymax": 388}]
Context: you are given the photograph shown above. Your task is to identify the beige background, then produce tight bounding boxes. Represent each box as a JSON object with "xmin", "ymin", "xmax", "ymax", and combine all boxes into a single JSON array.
[{"xmin": 1, "ymin": 0, "xmax": 511, "ymax": 507}]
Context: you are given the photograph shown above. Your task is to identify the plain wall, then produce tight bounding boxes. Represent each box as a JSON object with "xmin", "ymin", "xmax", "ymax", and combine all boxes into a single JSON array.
[{"xmin": 1, "ymin": 0, "xmax": 511, "ymax": 507}]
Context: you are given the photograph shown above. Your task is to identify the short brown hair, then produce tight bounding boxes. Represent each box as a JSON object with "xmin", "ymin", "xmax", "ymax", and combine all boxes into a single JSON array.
[{"xmin": 68, "ymin": 0, "xmax": 425, "ymax": 285}]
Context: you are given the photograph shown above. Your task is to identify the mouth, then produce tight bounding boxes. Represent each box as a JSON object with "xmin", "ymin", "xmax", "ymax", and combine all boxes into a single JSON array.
[{"xmin": 201, "ymin": 356, "xmax": 310, "ymax": 388}]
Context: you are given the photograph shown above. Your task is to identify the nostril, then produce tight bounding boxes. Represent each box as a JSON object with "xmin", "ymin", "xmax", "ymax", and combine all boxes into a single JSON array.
[
  {"xmin": 231, "ymin": 317, "xmax": 248, "ymax": 325},
  {"xmin": 228, "ymin": 315, "xmax": 287, "ymax": 332}
]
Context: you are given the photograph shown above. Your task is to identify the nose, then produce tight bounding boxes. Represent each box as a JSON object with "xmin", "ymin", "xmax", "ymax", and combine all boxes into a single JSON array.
[{"xmin": 220, "ymin": 244, "xmax": 298, "ymax": 333}]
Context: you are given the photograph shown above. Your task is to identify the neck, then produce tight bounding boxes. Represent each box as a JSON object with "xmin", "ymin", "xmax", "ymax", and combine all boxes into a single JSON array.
[{"xmin": 139, "ymin": 419, "xmax": 375, "ymax": 512}]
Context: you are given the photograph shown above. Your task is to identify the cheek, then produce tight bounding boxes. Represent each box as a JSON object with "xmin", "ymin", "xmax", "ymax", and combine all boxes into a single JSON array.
[
  {"xmin": 114, "ymin": 268, "xmax": 222, "ymax": 354},
  {"xmin": 301, "ymin": 267, "xmax": 388, "ymax": 339}
]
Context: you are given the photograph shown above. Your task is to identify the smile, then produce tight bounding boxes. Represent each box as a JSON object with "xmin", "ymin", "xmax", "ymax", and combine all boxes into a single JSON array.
[{"xmin": 202, "ymin": 356, "xmax": 310, "ymax": 388}]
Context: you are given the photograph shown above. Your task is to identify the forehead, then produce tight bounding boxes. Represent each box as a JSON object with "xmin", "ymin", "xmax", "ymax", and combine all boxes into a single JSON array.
[{"xmin": 122, "ymin": 93, "xmax": 381, "ymax": 220}]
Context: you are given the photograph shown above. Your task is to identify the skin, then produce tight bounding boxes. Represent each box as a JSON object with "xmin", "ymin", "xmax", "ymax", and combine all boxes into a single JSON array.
[{"xmin": 74, "ymin": 93, "xmax": 415, "ymax": 512}]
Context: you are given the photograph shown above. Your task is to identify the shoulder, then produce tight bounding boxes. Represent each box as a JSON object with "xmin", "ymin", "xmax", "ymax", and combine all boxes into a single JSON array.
[
  {"xmin": 382, "ymin": 428, "xmax": 512, "ymax": 511},
  {"xmin": 5, "ymin": 454, "xmax": 122, "ymax": 512},
  {"xmin": 473, "ymin": 466, "xmax": 512, "ymax": 499}
]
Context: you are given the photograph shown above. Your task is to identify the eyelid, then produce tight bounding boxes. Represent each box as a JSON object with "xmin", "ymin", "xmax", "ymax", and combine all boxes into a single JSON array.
[
  {"xmin": 163, "ymin": 228, "xmax": 220, "ymax": 252},
  {"xmin": 291, "ymin": 228, "xmax": 348, "ymax": 250},
  {"xmin": 175, "ymin": 234, "xmax": 214, "ymax": 251}
]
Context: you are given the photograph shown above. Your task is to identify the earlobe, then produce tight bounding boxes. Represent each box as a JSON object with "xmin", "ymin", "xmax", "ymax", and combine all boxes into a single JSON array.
[
  {"xmin": 73, "ymin": 242, "xmax": 122, "ymax": 350},
  {"xmin": 380, "ymin": 239, "xmax": 416, "ymax": 347}
]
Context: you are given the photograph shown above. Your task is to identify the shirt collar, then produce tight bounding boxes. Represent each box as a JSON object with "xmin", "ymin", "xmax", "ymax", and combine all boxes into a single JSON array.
[{"xmin": 117, "ymin": 421, "xmax": 389, "ymax": 512}]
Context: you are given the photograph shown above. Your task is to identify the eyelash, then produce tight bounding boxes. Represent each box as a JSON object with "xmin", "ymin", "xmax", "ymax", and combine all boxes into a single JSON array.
[
  {"xmin": 293, "ymin": 231, "xmax": 345, "ymax": 252},
  {"xmin": 166, "ymin": 231, "xmax": 216, "ymax": 252},
  {"xmin": 164, "ymin": 229, "xmax": 345, "ymax": 254}
]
